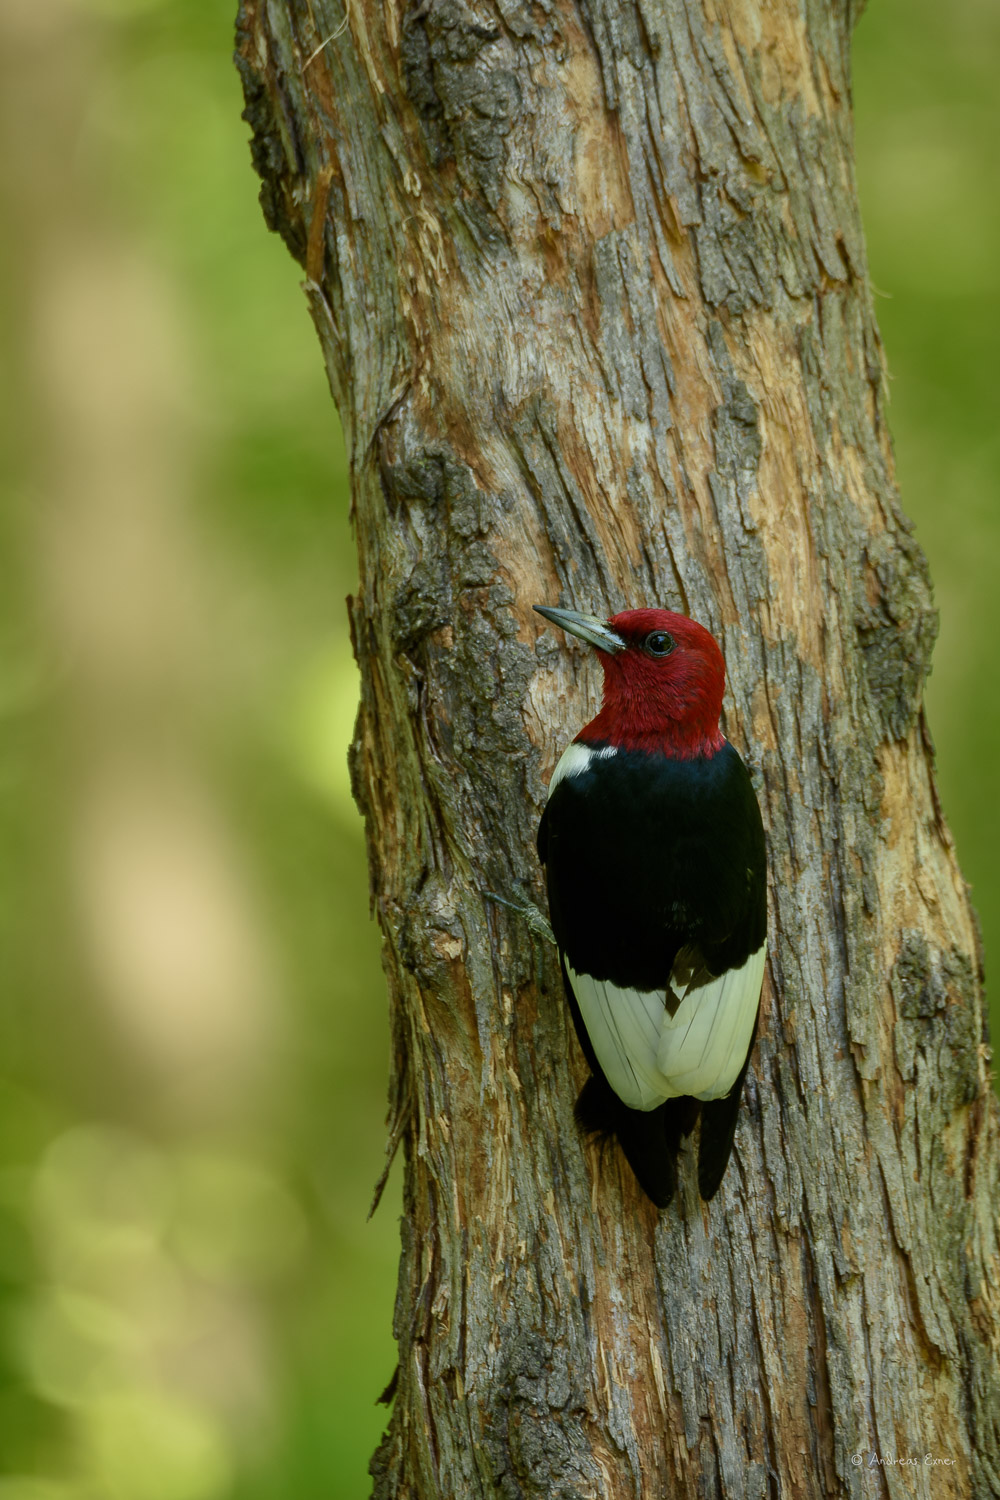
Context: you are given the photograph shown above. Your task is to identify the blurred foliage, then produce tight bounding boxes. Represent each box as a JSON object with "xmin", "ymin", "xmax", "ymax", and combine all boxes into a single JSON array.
[
  {"xmin": 0, "ymin": 0, "xmax": 395, "ymax": 1495},
  {"xmin": 0, "ymin": 0, "xmax": 995, "ymax": 1495},
  {"xmin": 854, "ymin": 0, "xmax": 1000, "ymax": 1021}
]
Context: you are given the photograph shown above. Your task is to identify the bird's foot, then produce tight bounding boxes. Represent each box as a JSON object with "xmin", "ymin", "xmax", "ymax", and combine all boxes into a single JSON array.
[{"xmin": 484, "ymin": 891, "xmax": 556, "ymax": 948}]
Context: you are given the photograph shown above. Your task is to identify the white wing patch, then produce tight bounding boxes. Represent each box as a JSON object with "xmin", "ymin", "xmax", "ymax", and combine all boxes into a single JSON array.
[{"xmin": 566, "ymin": 942, "xmax": 766, "ymax": 1111}]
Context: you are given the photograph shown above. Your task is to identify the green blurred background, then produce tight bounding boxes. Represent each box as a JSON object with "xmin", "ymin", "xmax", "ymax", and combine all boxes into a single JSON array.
[{"xmin": 0, "ymin": 0, "xmax": 994, "ymax": 1494}]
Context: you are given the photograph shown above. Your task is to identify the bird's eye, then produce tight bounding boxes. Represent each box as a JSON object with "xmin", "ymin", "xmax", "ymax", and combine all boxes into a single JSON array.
[{"xmin": 643, "ymin": 630, "xmax": 675, "ymax": 658}]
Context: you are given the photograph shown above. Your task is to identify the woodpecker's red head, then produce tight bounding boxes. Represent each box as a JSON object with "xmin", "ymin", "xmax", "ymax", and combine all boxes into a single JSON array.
[{"xmin": 534, "ymin": 605, "xmax": 726, "ymax": 759}]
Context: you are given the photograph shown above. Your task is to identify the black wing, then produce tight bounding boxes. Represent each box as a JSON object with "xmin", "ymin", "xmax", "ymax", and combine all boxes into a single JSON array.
[{"xmin": 538, "ymin": 742, "xmax": 766, "ymax": 1207}]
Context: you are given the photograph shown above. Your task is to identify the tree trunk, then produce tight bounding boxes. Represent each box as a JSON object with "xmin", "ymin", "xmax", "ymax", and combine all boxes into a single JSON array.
[{"xmin": 234, "ymin": 2, "xmax": 1000, "ymax": 1494}]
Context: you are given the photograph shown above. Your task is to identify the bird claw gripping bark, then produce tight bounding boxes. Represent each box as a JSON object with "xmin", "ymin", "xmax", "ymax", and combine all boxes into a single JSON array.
[{"xmin": 484, "ymin": 891, "xmax": 556, "ymax": 947}]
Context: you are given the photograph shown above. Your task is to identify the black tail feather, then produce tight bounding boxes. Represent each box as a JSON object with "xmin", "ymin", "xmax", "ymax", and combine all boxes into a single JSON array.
[
  {"xmin": 697, "ymin": 1004, "xmax": 760, "ymax": 1201},
  {"xmin": 576, "ymin": 1075, "xmax": 698, "ymax": 1209}
]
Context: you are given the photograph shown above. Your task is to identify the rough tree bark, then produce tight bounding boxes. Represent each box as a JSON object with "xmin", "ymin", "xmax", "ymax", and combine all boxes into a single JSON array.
[{"xmin": 235, "ymin": 2, "xmax": 1000, "ymax": 1495}]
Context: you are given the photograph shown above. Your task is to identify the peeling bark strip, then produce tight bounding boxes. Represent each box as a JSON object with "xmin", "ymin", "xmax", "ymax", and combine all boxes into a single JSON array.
[{"xmin": 235, "ymin": 1, "xmax": 1000, "ymax": 1494}]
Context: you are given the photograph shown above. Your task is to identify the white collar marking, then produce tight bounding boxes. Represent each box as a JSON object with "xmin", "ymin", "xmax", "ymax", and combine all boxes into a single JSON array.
[{"xmin": 547, "ymin": 741, "xmax": 616, "ymax": 796}]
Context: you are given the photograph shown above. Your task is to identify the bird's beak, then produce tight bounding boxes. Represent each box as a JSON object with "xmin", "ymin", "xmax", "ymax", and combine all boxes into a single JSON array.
[{"xmin": 533, "ymin": 605, "xmax": 626, "ymax": 655}]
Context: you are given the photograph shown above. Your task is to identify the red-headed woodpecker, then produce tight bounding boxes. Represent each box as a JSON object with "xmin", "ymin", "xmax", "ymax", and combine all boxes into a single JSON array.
[{"xmin": 534, "ymin": 605, "xmax": 767, "ymax": 1208}]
